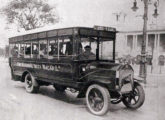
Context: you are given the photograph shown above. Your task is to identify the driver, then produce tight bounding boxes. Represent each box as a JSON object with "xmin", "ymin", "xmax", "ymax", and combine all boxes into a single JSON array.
[{"xmin": 79, "ymin": 45, "xmax": 95, "ymax": 60}]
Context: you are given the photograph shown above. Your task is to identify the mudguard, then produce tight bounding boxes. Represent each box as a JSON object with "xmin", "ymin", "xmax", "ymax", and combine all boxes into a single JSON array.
[{"xmin": 21, "ymin": 68, "xmax": 38, "ymax": 87}]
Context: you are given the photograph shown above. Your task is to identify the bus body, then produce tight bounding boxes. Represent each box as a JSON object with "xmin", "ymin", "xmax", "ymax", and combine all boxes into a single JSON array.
[{"xmin": 9, "ymin": 26, "xmax": 145, "ymax": 116}]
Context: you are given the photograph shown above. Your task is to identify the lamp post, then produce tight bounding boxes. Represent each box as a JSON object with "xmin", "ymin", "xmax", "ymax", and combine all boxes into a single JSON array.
[{"xmin": 131, "ymin": 0, "xmax": 159, "ymax": 84}]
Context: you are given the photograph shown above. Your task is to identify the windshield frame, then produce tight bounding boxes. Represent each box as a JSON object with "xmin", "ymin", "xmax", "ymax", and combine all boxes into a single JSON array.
[{"xmin": 76, "ymin": 35, "xmax": 116, "ymax": 61}]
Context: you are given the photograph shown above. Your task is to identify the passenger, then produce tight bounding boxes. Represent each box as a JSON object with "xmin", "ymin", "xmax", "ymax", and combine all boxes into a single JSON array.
[
  {"xmin": 49, "ymin": 45, "xmax": 58, "ymax": 56},
  {"xmin": 11, "ymin": 46, "xmax": 18, "ymax": 57},
  {"xmin": 59, "ymin": 43, "xmax": 64, "ymax": 55},
  {"xmin": 25, "ymin": 46, "xmax": 31, "ymax": 55},
  {"xmin": 65, "ymin": 42, "xmax": 73, "ymax": 55},
  {"xmin": 33, "ymin": 45, "xmax": 39, "ymax": 55},
  {"xmin": 49, "ymin": 45, "xmax": 55, "ymax": 55},
  {"xmin": 79, "ymin": 45, "xmax": 95, "ymax": 60},
  {"xmin": 19, "ymin": 47, "xmax": 24, "ymax": 57},
  {"xmin": 40, "ymin": 45, "xmax": 47, "ymax": 58}
]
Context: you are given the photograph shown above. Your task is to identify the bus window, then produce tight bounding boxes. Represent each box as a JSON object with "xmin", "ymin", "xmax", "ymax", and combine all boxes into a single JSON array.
[
  {"xmin": 39, "ymin": 40, "xmax": 47, "ymax": 58},
  {"xmin": 59, "ymin": 37, "xmax": 73, "ymax": 56},
  {"xmin": 25, "ymin": 43, "xmax": 31, "ymax": 58},
  {"xmin": 48, "ymin": 39, "xmax": 58, "ymax": 58},
  {"xmin": 99, "ymin": 39, "xmax": 113, "ymax": 60},
  {"xmin": 32, "ymin": 41, "xmax": 39, "ymax": 58},
  {"xmin": 78, "ymin": 37, "xmax": 96, "ymax": 60}
]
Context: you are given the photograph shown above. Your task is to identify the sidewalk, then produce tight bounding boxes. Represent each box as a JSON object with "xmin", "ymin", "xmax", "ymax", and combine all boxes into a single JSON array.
[
  {"xmin": 132, "ymin": 64, "xmax": 165, "ymax": 75},
  {"xmin": 143, "ymin": 74, "xmax": 165, "ymax": 120},
  {"xmin": 134, "ymin": 73, "xmax": 165, "ymax": 88}
]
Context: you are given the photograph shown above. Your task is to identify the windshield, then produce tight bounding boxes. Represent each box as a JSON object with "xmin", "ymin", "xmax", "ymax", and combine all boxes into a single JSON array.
[
  {"xmin": 78, "ymin": 37, "xmax": 114, "ymax": 60},
  {"xmin": 99, "ymin": 40, "xmax": 113, "ymax": 60}
]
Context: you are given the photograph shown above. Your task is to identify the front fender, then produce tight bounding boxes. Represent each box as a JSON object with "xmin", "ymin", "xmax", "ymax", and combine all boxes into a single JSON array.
[
  {"xmin": 77, "ymin": 76, "xmax": 116, "ymax": 98},
  {"xmin": 21, "ymin": 68, "xmax": 38, "ymax": 87}
]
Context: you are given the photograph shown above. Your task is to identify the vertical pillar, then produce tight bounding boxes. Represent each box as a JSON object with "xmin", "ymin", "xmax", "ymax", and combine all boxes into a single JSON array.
[
  {"xmin": 30, "ymin": 42, "xmax": 32, "ymax": 58},
  {"xmin": 152, "ymin": 33, "xmax": 157, "ymax": 71},
  {"xmin": 57, "ymin": 38, "xmax": 59, "ymax": 60},
  {"xmin": 154, "ymin": 34, "xmax": 157, "ymax": 50},
  {"xmin": 146, "ymin": 33, "xmax": 148, "ymax": 51},
  {"xmin": 132, "ymin": 35, "xmax": 136, "ymax": 56},
  {"xmin": 125, "ymin": 34, "xmax": 127, "ymax": 47},
  {"xmin": 24, "ymin": 44, "xmax": 25, "ymax": 57},
  {"xmin": 39, "ymin": 42, "xmax": 40, "ymax": 59},
  {"xmin": 153, "ymin": 34, "xmax": 157, "ymax": 61},
  {"xmin": 135, "ymin": 34, "xmax": 137, "ymax": 52},
  {"xmin": 157, "ymin": 34, "xmax": 160, "ymax": 53},
  {"xmin": 47, "ymin": 39, "xmax": 49, "ymax": 58}
]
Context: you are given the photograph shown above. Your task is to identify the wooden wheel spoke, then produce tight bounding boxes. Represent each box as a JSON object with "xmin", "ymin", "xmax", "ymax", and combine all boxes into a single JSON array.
[
  {"xmin": 132, "ymin": 96, "xmax": 137, "ymax": 103},
  {"xmin": 89, "ymin": 96, "xmax": 94, "ymax": 100},
  {"xmin": 90, "ymin": 102, "xmax": 95, "ymax": 108},
  {"xmin": 93, "ymin": 100, "xmax": 97, "ymax": 108},
  {"xmin": 133, "ymin": 89, "xmax": 139, "ymax": 96},
  {"xmin": 89, "ymin": 89, "xmax": 104, "ymax": 111},
  {"xmin": 95, "ymin": 97, "xmax": 102, "ymax": 102},
  {"xmin": 94, "ymin": 101, "xmax": 103, "ymax": 111},
  {"xmin": 94, "ymin": 91, "xmax": 98, "ymax": 97},
  {"xmin": 127, "ymin": 96, "xmax": 132, "ymax": 103},
  {"xmin": 95, "ymin": 104, "xmax": 101, "ymax": 111}
]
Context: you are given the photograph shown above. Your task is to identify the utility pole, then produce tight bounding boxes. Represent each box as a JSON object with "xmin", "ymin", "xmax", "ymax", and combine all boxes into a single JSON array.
[{"xmin": 139, "ymin": 0, "xmax": 148, "ymax": 84}]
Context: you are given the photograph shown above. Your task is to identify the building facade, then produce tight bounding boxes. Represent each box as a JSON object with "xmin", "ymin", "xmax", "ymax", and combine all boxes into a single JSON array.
[{"xmin": 116, "ymin": 29, "xmax": 165, "ymax": 74}]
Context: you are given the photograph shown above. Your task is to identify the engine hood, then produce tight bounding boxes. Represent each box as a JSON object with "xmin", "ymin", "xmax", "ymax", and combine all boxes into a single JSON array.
[{"xmin": 87, "ymin": 61, "xmax": 129, "ymax": 71}]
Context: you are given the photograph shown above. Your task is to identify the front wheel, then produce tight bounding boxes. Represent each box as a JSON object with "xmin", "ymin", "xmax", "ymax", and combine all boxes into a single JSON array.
[
  {"xmin": 122, "ymin": 84, "xmax": 145, "ymax": 109},
  {"xmin": 25, "ymin": 73, "xmax": 39, "ymax": 93},
  {"xmin": 86, "ymin": 84, "xmax": 110, "ymax": 116}
]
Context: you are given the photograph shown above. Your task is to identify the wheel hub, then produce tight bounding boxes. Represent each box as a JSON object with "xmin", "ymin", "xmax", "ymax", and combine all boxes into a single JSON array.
[{"xmin": 88, "ymin": 89, "xmax": 104, "ymax": 111}]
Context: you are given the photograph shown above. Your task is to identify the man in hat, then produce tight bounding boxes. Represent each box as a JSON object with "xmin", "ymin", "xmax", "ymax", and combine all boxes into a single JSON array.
[
  {"xmin": 40, "ymin": 44, "xmax": 47, "ymax": 58},
  {"xmin": 11, "ymin": 46, "xmax": 18, "ymax": 57},
  {"xmin": 49, "ymin": 45, "xmax": 57, "ymax": 56},
  {"xmin": 79, "ymin": 45, "xmax": 95, "ymax": 60}
]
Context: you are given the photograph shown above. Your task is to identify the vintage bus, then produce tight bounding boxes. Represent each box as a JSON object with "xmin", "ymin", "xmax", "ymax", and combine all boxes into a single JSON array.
[{"xmin": 9, "ymin": 26, "xmax": 145, "ymax": 116}]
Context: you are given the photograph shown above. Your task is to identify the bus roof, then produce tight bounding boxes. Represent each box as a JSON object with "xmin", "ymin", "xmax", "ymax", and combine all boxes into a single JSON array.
[{"xmin": 9, "ymin": 26, "xmax": 116, "ymax": 44}]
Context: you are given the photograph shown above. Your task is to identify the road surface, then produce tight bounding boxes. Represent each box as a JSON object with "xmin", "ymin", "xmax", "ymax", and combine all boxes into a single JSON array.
[{"xmin": 0, "ymin": 58, "xmax": 164, "ymax": 120}]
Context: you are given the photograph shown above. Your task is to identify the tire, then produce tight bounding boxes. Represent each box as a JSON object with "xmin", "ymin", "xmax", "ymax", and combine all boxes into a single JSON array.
[
  {"xmin": 86, "ymin": 84, "xmax": 110, "ymax": 116},
  {"xmin": 53, "ymin": 84, "xmax": 66, "ymax": 92},
  {"xmin": 25, "ymin": 73, "xmax": 39, "ymax": 93},
  {"xmin": 122, "ymin": 84, "xmax": 145, "ymax": 109}
]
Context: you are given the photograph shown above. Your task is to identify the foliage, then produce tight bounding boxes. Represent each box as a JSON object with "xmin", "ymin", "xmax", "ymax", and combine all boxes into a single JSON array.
[{"xmin": 1, "ymin": 0, "xmax": 59, "ymax": 31}]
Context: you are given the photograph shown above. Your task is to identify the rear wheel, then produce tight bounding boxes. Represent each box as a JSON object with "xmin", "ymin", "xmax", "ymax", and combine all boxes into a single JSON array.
[
  {"xmin": 122, "ymin": 84, "xmax": 145, "ymax": 109},
  {"xmin": 86, "ymin": 84, "xmax": 110, "ymax": 116},
  {"xmin": 25, "ymin": 73, "xmax": 39, "ymax": 93},
  {"xmin": 53, "ymin": 84, "xmax": 66, "ymax": 92}
]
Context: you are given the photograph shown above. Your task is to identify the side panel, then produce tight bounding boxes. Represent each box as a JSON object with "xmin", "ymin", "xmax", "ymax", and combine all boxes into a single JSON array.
[{"xmin": 10, "ymin": 58, "xmax": 75, "ymax": 85}]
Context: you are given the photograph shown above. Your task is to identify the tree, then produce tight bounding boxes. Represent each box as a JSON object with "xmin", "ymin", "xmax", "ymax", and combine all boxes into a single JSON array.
[{"xmin": 1, "ymin": 0, "xmax": 59, "ymax": 31}]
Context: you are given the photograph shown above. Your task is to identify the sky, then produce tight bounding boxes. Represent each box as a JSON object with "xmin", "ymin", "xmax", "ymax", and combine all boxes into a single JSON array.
[{"xmin": 0, "ymin": 0, "xmax": 165, "ymax": 46}]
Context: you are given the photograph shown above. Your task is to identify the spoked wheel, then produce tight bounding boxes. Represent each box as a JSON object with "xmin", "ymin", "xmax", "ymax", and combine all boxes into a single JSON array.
[
  {"xmin": 25, "ymin": 73, "xmax": 39, "ymax": 93},
  {"xmin": 86, "ymin": 84, "xmax": 110, "ymax": 116},
  {"xmin": 53, "ymin": 84, "xmax": 66, "ymax": 92},
  {"xmin": 122, "ymin": 84, "xmax": 145, "ymax": 109}
]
